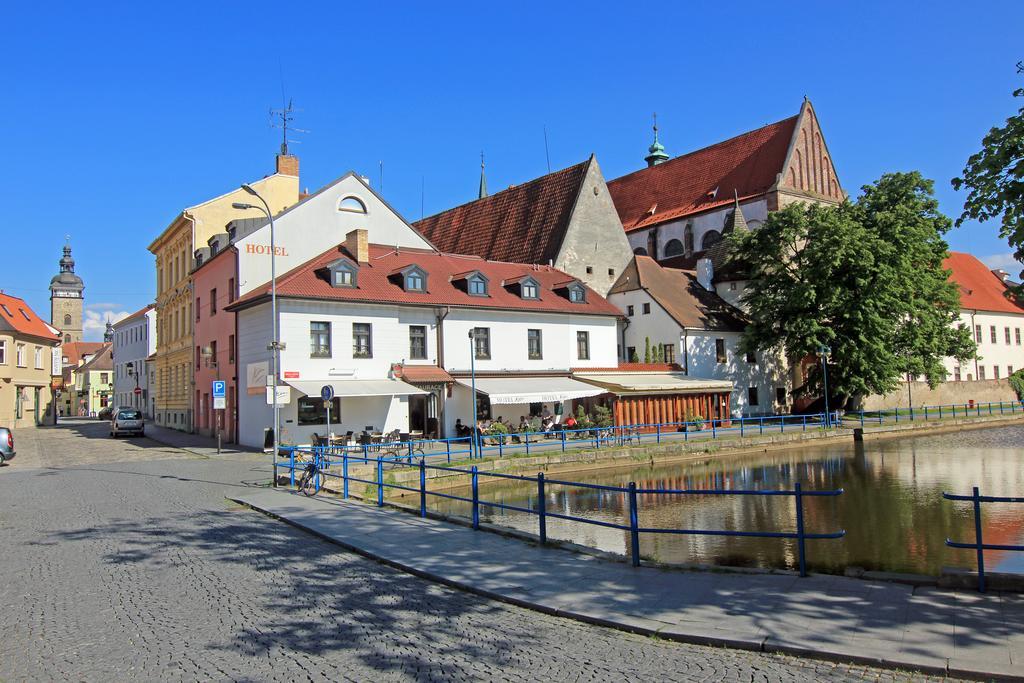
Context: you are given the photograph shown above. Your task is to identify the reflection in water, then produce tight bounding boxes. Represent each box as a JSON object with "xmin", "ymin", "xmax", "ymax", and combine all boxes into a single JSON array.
[{"xmin": 428, "ymin": 425, "xmax": 1024, "ymax": 576}]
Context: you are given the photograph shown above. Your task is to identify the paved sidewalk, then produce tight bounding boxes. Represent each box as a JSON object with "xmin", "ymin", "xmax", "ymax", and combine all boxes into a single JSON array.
[
  {"xmin": 234, "ymin": 489, "xmax": 1023, "ymax": 681},
  {"xmin": 145, "ymin": 423, "xmax": 259, "ymax": 456}
]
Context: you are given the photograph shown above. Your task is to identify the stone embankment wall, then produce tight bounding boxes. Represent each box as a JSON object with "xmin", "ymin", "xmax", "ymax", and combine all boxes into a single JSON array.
[{"xmin": 863, "ymin": 379, "xmax": 1017, "ymax": 411}]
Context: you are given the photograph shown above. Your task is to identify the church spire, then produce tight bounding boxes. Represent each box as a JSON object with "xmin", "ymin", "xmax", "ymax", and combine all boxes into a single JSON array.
[
  {"xmin": 478, "ymin": 151, "xmax": 488, "ymax": 199},
  {"xmin": 644, "ymin": 113, "xmax": 670, "ymax": 168}
]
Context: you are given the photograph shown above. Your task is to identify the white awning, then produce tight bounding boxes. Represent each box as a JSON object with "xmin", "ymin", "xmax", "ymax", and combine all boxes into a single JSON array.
[
  {"xmin": 573, "ymin": 373, "xmax": 732, "ymax": 395},
  {"xmin": 286, "ymin": 379, "xmax": 428, "ymax": 398},
  {"xmin": 457, "ymin": 376, "xmax": 604, "ymax": 405}
]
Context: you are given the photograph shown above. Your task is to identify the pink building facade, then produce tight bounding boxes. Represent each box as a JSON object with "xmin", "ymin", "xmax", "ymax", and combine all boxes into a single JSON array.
[{"xmin": 192, "ymin": 245, "xmax": 240, "ymax": 442}]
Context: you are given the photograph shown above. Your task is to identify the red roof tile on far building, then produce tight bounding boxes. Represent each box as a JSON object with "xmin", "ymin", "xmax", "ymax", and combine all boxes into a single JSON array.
[
  {"xmin": 0, "ymin": 292, "xmax": 61, "ymax": 342},
  {"xmin": 945, "ymin": 251, "xmax": 1024, "ymax": 315},
  {"xmin": 229, "ymin": 241, "xmax": 622, "ymax": 318},
  {"xmin": 608, "ymin": 99, "xmax": 845, "ymax": 233}
]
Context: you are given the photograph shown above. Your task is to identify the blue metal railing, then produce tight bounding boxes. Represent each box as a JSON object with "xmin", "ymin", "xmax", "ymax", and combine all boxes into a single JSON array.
[
  {"xmin": 849, "ymin": 400, "xmax": 1024, "ymax": 428},
  {"xmin": 277, "ymin": 446, "xmax": 845, "ymax": 576},
  {"xmin": 943, "ymin": 486, "xmax": 1024, "ymax": 592}
]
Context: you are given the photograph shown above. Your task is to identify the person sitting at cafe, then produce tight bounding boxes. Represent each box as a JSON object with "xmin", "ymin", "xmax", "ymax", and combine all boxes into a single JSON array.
[
  {"xmin": 564, "ymin": 414, "xmax": 578, "ymax": 430},
  {"xmin": 455, "ymin": 419, "xmax": 467, "ymax": 437}
]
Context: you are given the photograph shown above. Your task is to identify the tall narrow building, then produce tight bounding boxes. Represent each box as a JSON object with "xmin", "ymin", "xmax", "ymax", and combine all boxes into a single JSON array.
[{"xmin": 50, "ymin": 242, "xmax": 84, "ymax": 344}]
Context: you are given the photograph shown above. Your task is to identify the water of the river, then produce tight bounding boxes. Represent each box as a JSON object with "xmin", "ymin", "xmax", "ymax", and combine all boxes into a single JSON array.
[{"xmin": 426, "ymin": 425, "xmax": 1024, "ymax": 576}]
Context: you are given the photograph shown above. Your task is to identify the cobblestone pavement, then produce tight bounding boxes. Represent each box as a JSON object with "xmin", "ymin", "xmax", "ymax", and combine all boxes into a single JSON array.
[{"xmin": 0, "ymin": 423, "xmax": 958, "ymax": 681}]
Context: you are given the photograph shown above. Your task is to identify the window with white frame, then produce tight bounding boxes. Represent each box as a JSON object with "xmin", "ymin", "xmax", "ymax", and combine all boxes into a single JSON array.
[
  {"xmin": 338, "ymin": 196, "xmax": 367, "ymax": 213},
  {"xmin": 16, "ymin": 343, "xmax": 25, "ymax": 367},
  {"xmin": 35, "ymin": 346, "xmax": 43, "ymax": 369},
  {"xmin": 0, "ymin": 340, "xmax": 6, "ymax": 364}
]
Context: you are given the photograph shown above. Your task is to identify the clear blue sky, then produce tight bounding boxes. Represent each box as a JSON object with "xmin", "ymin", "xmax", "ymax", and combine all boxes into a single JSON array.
[{"xmin": 3, "ymin": 1, "xmax": 1022, "ymax": 340}]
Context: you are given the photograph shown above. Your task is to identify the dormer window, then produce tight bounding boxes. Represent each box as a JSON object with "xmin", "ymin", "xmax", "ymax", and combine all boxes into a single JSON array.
[
  {"xmin": 326, "ymin": 257, "xmax": 358, "ymax": 288},
  {"xmin": 468, "ymin": 274, "xmax": 488, "ymax": 296},
  {"xmin": 569, "ymin": 285, "xmax": 586, "ymax": 303},
  {"xmin": 404, "ymin": 266, "xmax": 427, "ymax": 292},
  {"xmin": 338, "ymin": 196, "xmax": 367, "ymax": 214},
  {"xmin": 521, "ymin": 278, "xmax": 540, "ymax": 300}
]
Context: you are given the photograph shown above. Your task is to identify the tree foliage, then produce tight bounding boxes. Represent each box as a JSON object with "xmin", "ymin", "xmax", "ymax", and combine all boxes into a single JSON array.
[
  {"xmin": 952, "ymin": 80, "xmax": 1024, "ymax": 282},
  {"xmin": 731, "ymin": 172, "xmax": 975, "ymax": 402}
]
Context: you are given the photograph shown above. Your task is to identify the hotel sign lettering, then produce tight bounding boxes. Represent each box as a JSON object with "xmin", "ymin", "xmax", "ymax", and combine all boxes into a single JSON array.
[{"xmin": 245, "ymin": 243, "xmax": 288, "ymax": 256}]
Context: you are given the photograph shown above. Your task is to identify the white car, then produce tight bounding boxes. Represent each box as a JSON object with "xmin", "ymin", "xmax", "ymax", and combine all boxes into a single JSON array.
[{"xmin": 110, "ymin": 409, "xmax": 144, "ymax": 437}]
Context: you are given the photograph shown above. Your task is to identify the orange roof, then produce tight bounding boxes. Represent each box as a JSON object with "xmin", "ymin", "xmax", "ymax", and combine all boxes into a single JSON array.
[
  {"xmin": 230, "ymin": 243, "xmax": 621, "ymax": 317},
  {"xmin": 945, "ymin": 252, "xmax": 1024, "ymax": 315},
  {"xmin": 62, "ymin": 341, "xmax": 106, "ymax": 367},
  {"xmin": 398, "ymin": 365, "xmax": 454, "ymax": 384},
  {"xmin": 413, "ymin": 159, "xmax": 591, "ymax": 265},
  {"xmin": 0, "ymin": 292, "xmax": 60, "ymax": 342},
  {"xmin": 608, "ymin": 116, "xmax": 797, "ymax": 232},
  {"xmin": 113, "ymin": 304, "xmax": 155, "ymax": 327}
]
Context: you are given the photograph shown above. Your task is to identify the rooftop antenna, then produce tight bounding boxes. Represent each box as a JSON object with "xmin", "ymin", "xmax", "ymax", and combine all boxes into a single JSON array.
[
  {"xmin": 379, "ymin": 161, "xmax": 384, "ymax": 194},
  {"xmin": 420, "ymin": 176, "xmax": 425, "ymax": 220},
  {"xmin": 270, "ymin": 98, "xmax": 308, "ymax": 155},
  {"xmin": 543, "ymin": 124, "xmax": 551, "ymax": 173}
]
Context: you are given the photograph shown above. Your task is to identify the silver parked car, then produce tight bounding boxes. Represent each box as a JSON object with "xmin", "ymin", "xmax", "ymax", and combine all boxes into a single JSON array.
[
  {"xmin": 110, "ymin": 409, "xmax": 144, "ymax": 438},
  {"xmin": 0, "ymin": 427, "xmax": 14, "ymax": 465}
]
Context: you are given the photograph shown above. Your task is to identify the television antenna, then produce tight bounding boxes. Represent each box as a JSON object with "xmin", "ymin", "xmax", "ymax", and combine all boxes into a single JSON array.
[{"xmin": 270, "ymin": 99, "xmax": 308, "ymax": 155}]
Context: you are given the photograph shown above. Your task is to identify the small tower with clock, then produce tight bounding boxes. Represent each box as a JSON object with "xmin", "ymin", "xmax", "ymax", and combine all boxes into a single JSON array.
[{"xmin": 50, "ymin": 241, "xmax": 85, "ymax": 344}]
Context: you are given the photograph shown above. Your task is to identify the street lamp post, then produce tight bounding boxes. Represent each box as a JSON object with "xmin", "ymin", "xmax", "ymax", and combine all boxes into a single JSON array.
[
  {"xmin": 468, "ymin": 329, "xmax": 478, "ymax": 458},
  {"xmin": 818, "ymin": 345, "xmax": 832, "ymax": 428},
  {"xmin": 233, "ymin": 188, "xmax": 282, "ymax": 484},
  {"xmin": 127, "ymin": 362, "xmax": 139, "ymax": 411}
]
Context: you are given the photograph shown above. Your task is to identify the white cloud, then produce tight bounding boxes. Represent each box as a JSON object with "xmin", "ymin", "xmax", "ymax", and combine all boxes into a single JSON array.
[
  {"xmin": 83, "ymin": 305, "xmax": 130, "ymax": 341},
  {"xmin": 981, "ymin": 253, "xmax": 1023, "ymax": 273}
]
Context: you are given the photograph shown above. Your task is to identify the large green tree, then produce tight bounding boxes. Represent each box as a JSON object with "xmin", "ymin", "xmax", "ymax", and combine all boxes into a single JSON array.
[
  {"xmin": 952, "ymin": 74, "xmax": 1024, "ymax": 282},
  {"xmin": 731, "ymin": 172, "xmax": 974, "ymax": 403}
]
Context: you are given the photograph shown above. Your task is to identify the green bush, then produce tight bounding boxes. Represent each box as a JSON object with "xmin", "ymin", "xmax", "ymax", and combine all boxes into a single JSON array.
[
  {"xmin": 1009, "ymin": 368, "xmax": 1024, "ymax": 400},
  {"xmin": 593, "ymin": 405, "xmax": 613, "ymax": 428},
  {"xmin": 488, "ymin": 422, "xmax": 510, "ymax": 436},
  {"xmin": 684, "ymin": 409, "xmax": 705, "ymax": 429}
]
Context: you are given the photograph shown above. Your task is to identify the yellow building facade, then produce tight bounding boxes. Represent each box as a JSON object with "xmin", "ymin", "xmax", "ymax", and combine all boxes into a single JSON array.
[
  {"xmin": 147, "ymin": 155, "xmax": 300, "ymax": 431},
  {"xmin": 0, "ymin": 293, "xmax": 61, "ymax": 428}
]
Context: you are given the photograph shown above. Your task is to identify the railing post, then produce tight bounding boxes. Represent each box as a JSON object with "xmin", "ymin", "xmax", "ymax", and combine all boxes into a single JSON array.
[
  {"xmin": 314, "ymin": 448, "xmax": 321, "ymax": 491},
  {"xmin": 977, "ymin": 402, "xmax": 981, "ymax": 417},
  {"xmin": 498, "ymin": 434, "xmax": 503, "ymax": 458},
  {"xmin": 289, "ymin": 449, "xmax": 295, "ymax": 487},
  {"xmin": 656, "ymin": 422, "xmax": 661, "ymax": 444},
  {"xmin": 376, "ymin": 456, "xmax": 384, "ymax": 507},
  {"xmin": 802, "ymin": 415, "xmax": 806, "ymax": 432},
  {"xmin": 740, "ymin": 417, "xmax": 745, "ymax": 438},
  {"xmin": 628, "ymin": 481, "xmax": 641, "ymax": 567},
  {"xmin": 471, "ymin": 465, "xmax": 480, "ymax": 530},
  {"xmin": 343, "ymin": 450, "xmax": 349, "ymax": 499},
  {"xmin": 973, "ymin": 486, "xmax": 986, "ymax": 593},
  {"xmin": 419, "ymin": 458, "xmax": 427, "ymax": 517},
  {"xmin": 712, "ymin": 420, "xmax": 717, "ymax": 439},
  {"xmin": 537, "ymin": 472, "xmax": 547, "ymax": 544},
  {"xmin": 446, "ymin": 438, "xmax": 451, "ymax": 463},
  {"xmin": 760, "ymin": 416, "xmax": 764, "ymax": 435},
  {"xmin": 795, "ymin": 481, "xmax": 807, "ymax": 578},
  {"xmin": 780, "ymin": 417, "xmax": 784, "ymax": 434},
  {"xmin": 525, "ymin": 431, "xmax": 531, "ymax": 456},
  {"xmin": 860, "ymin": 411, "xmax": 864, "ymax": 429},
  {"xmin": 560, "ymin": 429, "xmax": 566, "ymax": 452}
]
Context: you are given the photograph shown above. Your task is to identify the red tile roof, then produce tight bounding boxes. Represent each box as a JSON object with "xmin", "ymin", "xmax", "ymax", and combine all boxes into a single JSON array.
[
  {"xmin": 112, "ymin": 304, "xmax": 154, "ymax": 327},
  {"xmin": 78, "ymin": 343, "xmax": 113, "ymax": 372},
  {"xmin": 229, "ymin": 244, "xmax": 622, "ymax": 317},
  {"xmin": 413, "ymin": 158, "xmax": 591, "ymax": 265},
  {"xmin": 0, "ymin": 292, "xmax": 60, "ymax": 342},
  {"xmin": 397, "ymin": 365, "xmax": 454, "ymax": 383},
  {"xmin": 61, "ymin": 341, "xmax": 106, "ymax": 367},
  {"xmin": 945, "ymin": 252, "xmax": 1024, "ymax": 315},
  {"xmin": 608, "ymin": 116, "xmax": 798, "ymax": 232}
]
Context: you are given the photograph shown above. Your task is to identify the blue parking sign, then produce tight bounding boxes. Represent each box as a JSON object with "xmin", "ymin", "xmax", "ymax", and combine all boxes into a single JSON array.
[{"xmin": 212, "ymin": 380, "xmax": 226, "ymax": 399}]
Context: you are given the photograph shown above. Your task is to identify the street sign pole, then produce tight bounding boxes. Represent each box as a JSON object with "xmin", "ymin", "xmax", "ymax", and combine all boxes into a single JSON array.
[{"xmin": 321, "ymin": 385, "xmax": 335, "ymax": 456}]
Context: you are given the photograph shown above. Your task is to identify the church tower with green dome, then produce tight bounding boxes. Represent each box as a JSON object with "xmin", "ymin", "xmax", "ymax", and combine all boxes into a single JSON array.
[
  {"xmin": 50, "ymin": 241, "xmax": 85, "ymax": 344},
  {"xmin": 644, "ymin": 114, "xmax": 670, "ymax": 167}
]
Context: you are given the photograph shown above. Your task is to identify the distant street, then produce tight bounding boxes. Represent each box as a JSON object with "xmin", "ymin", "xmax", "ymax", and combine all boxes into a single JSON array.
[{"xmin": 0, "ymin": 420, "xmax": 949, "ymax": 681}]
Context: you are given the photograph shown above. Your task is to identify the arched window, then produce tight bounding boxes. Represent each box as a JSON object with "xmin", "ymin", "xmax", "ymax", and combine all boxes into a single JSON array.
[
  {"xmin": 684, "ymin": 224, "xmax": 694, "ymax": 254},
  {"xmin": 701, "ymin": 230, "xmax": 722, "ymax": 250},
  {"xmin": 664, "ymin": 239, "xmax": 684, "ymax": 257},
  {"xmin": 64, "ymin": 334, "xmax": 70, "ymax": 343},
  {"xmin": 633, "ymin": 247, "xmax": 648, "ymax": 256},
  {"xmin": 338, "ymin": 196, "xmax": 367, "ymax": 213},
  {"xmin": 64, "ymin": 314, "xmax": 72, "ymax": 326}
]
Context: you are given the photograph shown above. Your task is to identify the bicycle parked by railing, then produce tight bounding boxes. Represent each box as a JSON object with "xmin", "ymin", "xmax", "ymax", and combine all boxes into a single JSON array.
[{"xmin": 297, "ymin": 453, "xmax": 324, "ymax": 496}]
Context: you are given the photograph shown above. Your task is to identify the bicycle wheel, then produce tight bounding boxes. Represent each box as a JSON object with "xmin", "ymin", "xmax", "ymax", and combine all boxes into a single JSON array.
[{"xmin": 299, "ymin": 469, "xmax": 320, "ymax": 496}]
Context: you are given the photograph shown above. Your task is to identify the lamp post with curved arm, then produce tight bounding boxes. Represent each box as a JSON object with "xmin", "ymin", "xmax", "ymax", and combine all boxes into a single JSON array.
[{"xmin": 233, "ymin": 187, "xmax": 282, "ymax": 483}]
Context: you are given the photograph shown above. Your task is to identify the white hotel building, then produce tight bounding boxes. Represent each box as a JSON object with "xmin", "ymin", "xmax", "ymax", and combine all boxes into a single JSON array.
[
  {"xmin": 227, "ymin": 229, "xmax": 620, "ymax": 448},
  {"xmin": 111, "ymin": 304, "xmax": 157, "ymax": 417}
]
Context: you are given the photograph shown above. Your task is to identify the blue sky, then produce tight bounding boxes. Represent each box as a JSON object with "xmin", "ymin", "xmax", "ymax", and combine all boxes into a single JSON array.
[{"xmin": 3, "ymin": 1, "xmax": 1022, "ymax": 340}]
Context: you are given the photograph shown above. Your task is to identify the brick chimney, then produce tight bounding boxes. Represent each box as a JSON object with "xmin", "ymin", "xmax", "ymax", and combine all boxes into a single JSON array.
[
  {"xmin": 276, "ymin": 154, "xmax": 299, "ymax": 177},
  {"xmin": 345, "ymin": 229, "xmax": 369, "ymax": 263}
]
